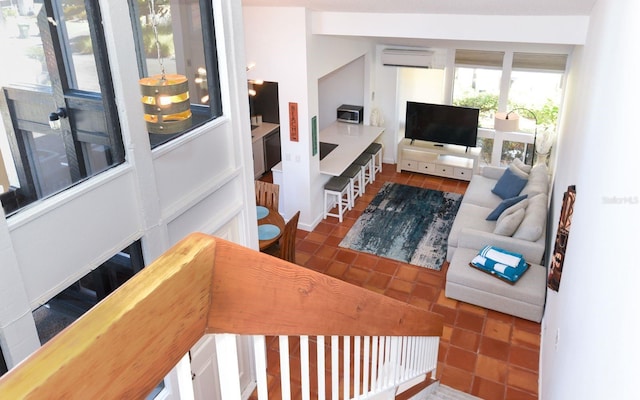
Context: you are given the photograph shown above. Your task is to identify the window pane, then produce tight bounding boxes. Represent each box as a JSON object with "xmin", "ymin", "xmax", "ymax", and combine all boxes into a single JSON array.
[
  {"xmin": 477, "ymin": 137, "xmax": 494, "ymax": 166},
  {"xmin": 58, "ymin": 2, "xmax": 101, "ymax": 92},
  {"xmin": 0, "ymin": 2, "xmax": 123, "ymax": 216},
  {"xmin": 500, "ymin": 140, "xmax": 530, "ymax": 166},
  {"xmin": 130, "ymin": 0, "xmax": 222, "ymax": 147},
  {"xmin": 453, "ymin": 67, "xmax": 501, "ymax": 129},
  {"xmin": 508, "ymin": 70, "xmax": 563, "ymax": 133}
]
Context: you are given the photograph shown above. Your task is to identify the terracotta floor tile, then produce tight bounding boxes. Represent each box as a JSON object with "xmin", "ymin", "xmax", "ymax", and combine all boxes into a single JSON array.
[
  {"xmin": 334, "ymin": 249, "xmax": 358, "ymax": 264},
  {"xmin": 431, "ymin": 304, "xmax": 457, "ymax": 326},
  {"xmin": 512, "ymin": 327, "xmax": 541, "ymax": 350},
  {"xmin": 471, "ymin": 377, "xmax": 506, "ymax": 400},
  {"xmin": 364, "ymin": 272, "xmax": 391, "ymax": 292},
  {"xmin": 258, "ymin": 167, "xmax": 540, "ymax": 400},
  {"xmin": 446, "ymin": 346, "xmax": 477, "ymax": 373},
  {"xmin": 411, "ymin": 283, "xmax": 439, "ymax": 303},
  {"xmin": 343, "ymin": 266, "xmax": 371, "ymax": 285},
  {"xmin": 305, "ymin": 255, "xmax": 332, "ymax": 273},
  {"xmin": 455, "ymin": 310, "xmax": 485, "ymax": 333},
  {"xmin": 479, "ymin": 336, "xmax": 511, "ymax": 361},
  {"xmin": 395, "ymin": 264, "xmax": 420, "ymax": 282},
  {"xmin": 415, "ymin": 269, "xmax": 445, "ymax": 287},
  {"xmin": 507, "ymin": 365, "xmax": 538, "ymax": 394},
  {"xmin": 324, "ymin": 235, "xmax": 343, "ymax": 247},
  {"xmin": 510, "ymin": 345, "xmax": 539, "ymax": 371},
  {"xmin": 436, "ymin": 290, "xmax": 459, "ymax": 308},
  {"xmin": 439, "ymin": 365, "xmax": 473, "ymax": 393},
  {"xmin": 305, "ymin": 231, "xmax": 328, "ymax": 244},
  {"xmin": 373, "ymin": 258, "xmax": 399, "ymax": 275},
  {"xmin": 458, "ymin": 301, "xmax": 488, "ymax": 316},
  {"xmin": 297, "ymin": 240, "xmax": 321, "ymax": 254},
  {"xmin": 475, "ymin": 354, "xmax": 509, "ymax": 384},
  {"xmin": 506, "ymin": 387, "xmax": 538, "ymax": 400},
  {"xmin": 450, "ymin": 328, "xmax": 480, "ymax": 352},
  {"xmin": 387, "ymin": 277, "xmax": 413, "ymax": 294},
  {"xmin": 314, "ymin": 245, "xmax": 338, "ymax": 260},
  {"xmin": 483, "ymin": 318, "xmax": 513, "ymax": 342},
  {"xmin": 324, "ymin": 260, "xmax": 349, "ymax": 278}
]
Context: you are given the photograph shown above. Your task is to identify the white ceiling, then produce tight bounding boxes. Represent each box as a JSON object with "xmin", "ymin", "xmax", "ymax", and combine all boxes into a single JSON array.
[{"xmin": 241, "ymin": 0, "xmax": 597, "ymax": 16}]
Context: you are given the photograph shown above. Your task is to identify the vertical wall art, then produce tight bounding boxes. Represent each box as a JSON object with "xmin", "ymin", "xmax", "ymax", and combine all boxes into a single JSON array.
[
  {"xmin": 548, "ymin": 185, "xmax": 576, "ymax": 291},
  {"xmin": 289, "ymin": 102, "xmax": 298, "ymax": 142},
  {"xmin": 311, "ymin": 116, "xmax": 318, "ymax": 156}
]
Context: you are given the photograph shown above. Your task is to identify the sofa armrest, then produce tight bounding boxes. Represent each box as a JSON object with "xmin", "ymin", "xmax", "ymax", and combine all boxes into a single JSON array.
[
  {"xmin": 457, "ymin": 227, "xmax": 545, "ymax": 265},
  {"xmin": 481, "ymin": 166, "xmax": 506, "ymax": 180}
]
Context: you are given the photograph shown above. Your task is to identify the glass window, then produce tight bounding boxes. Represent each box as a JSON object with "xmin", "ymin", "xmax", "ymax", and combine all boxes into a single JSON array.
[
  {"xmin": 453, "ymin": 67, "xmax": 501, "ymax": 129},
  {"xmin": 129, "ymin": 0, "xmax": 223, "ymax": 148},
  {"xmin": 0, "ymin": 1, "xmax": 124, "ymax": 216}
]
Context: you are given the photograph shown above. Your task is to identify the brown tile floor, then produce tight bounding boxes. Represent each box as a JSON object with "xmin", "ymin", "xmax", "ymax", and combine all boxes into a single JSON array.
[{"xmin": 261, "ymin": 163, "xmax": 540, "ymax": 399}]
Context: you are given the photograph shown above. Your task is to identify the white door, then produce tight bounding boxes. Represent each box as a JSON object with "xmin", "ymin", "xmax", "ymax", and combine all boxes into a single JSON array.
[{"xmin": 190, "ymin": 335, "xmax": 256, "ymax": 400}]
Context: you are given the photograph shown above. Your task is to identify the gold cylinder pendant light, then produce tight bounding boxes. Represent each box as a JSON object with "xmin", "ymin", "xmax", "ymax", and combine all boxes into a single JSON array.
[
  {"xmin": 139, "ymin": 0, "xmax": 192, "ymax": 134},
  {"xmin": 140, "ymin": 74, "xmax": 192, "ymax": 134}
]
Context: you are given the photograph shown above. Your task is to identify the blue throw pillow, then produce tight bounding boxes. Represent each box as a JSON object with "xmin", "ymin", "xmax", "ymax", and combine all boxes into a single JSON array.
[
  {"xmin": 486, "ymin": 194, "xmax": 528, "ymax": 221},
  {"xmin": 491, "ymin": 168, "xmax": 528, "ymax": 199}
]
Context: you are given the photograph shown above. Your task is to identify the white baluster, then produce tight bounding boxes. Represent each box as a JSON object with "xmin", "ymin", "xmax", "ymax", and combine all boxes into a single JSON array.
[
  {"xmin": 279, "ymin": 336, "xmax": 291, "ymax": 400},
  {"xmin": 253, "ymin": 335, "xmax": 269, "ymax": 400},
  {"xmin": 301, "ymin": 335, "xmax": 310, "ymax": 400}
]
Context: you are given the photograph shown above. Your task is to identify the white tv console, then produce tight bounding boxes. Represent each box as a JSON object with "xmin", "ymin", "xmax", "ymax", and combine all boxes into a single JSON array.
[{"xmin": 396, "ymin": 138, "xmax": 480, "ymax": 181}]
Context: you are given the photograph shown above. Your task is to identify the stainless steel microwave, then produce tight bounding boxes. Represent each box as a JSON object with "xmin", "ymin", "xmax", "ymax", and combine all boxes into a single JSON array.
[{"xmin": 337, "ymin": 104, "xmax": 364, "ymax": 124}]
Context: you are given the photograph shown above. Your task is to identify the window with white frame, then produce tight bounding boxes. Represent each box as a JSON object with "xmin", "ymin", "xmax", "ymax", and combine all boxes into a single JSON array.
[{"xmin": 453, "ymin": 50, "xmax": 567, "ymax": 166}]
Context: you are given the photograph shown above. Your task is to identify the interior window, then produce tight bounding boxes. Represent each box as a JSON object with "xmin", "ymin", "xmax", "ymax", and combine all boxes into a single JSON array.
[
  {"xmin": 0, "ymin": 1, "xmax": 124, "ymax": 216},
  {"xmin": 128, "ymin": 0, "xmax": 223, "ymax": 148},
  {"xmin": 32, "ymin": 241, "xmax": 145, "ymax": 344}
]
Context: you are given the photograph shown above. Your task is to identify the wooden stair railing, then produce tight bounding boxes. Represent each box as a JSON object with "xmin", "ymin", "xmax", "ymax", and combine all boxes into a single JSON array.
[{"xmin": 0, "ymin": 233, "xmax": 444, "ymax": 399}]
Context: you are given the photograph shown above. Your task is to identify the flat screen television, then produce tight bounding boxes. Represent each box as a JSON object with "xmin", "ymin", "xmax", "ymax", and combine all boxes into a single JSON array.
[{"xmin": 404, "ymin": 101, "xmax": 479, "ymax": 148}]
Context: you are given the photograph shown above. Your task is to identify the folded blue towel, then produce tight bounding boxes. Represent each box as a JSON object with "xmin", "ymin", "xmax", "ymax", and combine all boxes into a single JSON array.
[{"xmin": 471, "ymin": 246, "xmax": 528, "ymax": 283}]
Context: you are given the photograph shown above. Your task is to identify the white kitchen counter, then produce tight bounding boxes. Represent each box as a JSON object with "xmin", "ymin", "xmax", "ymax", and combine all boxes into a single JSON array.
[
  {"xmin": 319, "ymin": 122, "xmax": 385, "ymax": 176},
  {"xmin": 251, "ymin": 122, "xmax": 279, "ymax": 143}
]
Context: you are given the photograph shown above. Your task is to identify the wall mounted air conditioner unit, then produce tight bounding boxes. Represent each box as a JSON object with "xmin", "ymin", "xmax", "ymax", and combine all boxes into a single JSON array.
[{"xmin": 381, "ymin": 48, "xmax": 434, "ymax": 68}]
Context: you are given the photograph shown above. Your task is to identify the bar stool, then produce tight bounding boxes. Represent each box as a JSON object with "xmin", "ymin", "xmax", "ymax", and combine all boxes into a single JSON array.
[
  {"xmin": 364, "ymin": 142, "xmax": 383, "ymax": 181},
  {"xmin": 340, "ymin": 163, "xmax": 363, "ymax": 207},
  {"xmin": 353, "ymin": 153, "xmax": 374, "ymax": 188},
  {"xmin": 323, "ymin": 176, "xmax": 351, "ymax": 222}
]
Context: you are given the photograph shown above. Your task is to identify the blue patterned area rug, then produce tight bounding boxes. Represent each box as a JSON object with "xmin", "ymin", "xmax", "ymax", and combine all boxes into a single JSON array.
[{"xmin": 339, "ymin": 182, "xmax": 462, "ymax": 270}]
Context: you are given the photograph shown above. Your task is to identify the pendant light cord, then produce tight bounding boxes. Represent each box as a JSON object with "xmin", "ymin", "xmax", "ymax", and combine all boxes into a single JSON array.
[{"xmin": 148, "ymin": 0, "xmax": 166, "ymax": 80}]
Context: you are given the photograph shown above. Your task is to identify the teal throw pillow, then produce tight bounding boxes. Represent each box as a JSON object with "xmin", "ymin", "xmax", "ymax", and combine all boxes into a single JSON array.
[
  {"xmin": 486, "ymin": 194, "xmax": 528, "ymax": 221},
  {"xmin": 491, "ymin": 168, "xmax": 528, "ymax": 199}
]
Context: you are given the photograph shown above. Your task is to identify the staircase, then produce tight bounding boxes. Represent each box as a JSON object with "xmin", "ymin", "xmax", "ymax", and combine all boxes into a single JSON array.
[
  {"xmin": 425, "ymin": 384, "xmax": 483, "ymax": 400},
  {"xmin": 0, "ymin": 234, "xmax": 451, "ymax": 399}
]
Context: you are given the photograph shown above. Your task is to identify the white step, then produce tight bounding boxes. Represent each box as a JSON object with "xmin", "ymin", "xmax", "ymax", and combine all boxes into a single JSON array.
[{"xmin": 426, "ymin": 383, "xmax": 483, "ymax": 400}]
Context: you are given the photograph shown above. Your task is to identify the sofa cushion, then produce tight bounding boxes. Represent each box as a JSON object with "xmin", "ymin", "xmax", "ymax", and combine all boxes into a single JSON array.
[
  {"xmin": 512, "ymin": 158, "xmax": 532, "ymax": 174},
  {"xmin": 508, "ymin": 163, "xmax": 529, "ymax": 180},
  {"xmin": 513, "ymin": 193, "xmax": 548, "ymax": 241},
  {"xmin": 497, "ymin": 197, "xmax": 529, "ymax": 225},
  {"xmin": 460, "ymin": 175, "xmax": 504, "ymax": 209},
  {"xmin": 494, "ymin": 208, "xmax": 525, "ymax": 236},
  {"xmin": 521, "ymin": 163, "xmax": 549, "ymax": 197},
  {"xmin": 491, "ymin": 168, "xmax": 528, "ymax": 199},
  {"xmin": 486, "ymin": 194, "xmax": 528, "ymax": 221},
  {"xmin": 447, "ymin": 203, "xmax": 496, "ymax": 249}
]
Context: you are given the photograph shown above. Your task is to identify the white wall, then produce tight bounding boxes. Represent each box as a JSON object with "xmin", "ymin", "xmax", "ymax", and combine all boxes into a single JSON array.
[
  {"xmin": 244, "ymin": 7, "xmax": 374, "ymax": 228},
  {"xmin": 318, "ymin": 56, "xmax": 365, "ymax": 131},
  {"xmin": 0, "ymin": 4, "xmax": 257, "ymax": 396},
  {"xmin": 539, "ymin": 0, "xmax": 640, "ymax": 398}
]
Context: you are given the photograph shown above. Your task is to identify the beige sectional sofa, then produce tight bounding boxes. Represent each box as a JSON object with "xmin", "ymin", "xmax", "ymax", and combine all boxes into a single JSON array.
[
  {"xmin": 447, "ymin": 162, "xmax": 550, "ymax": 265},
  {"xmin": 445, "ymin": 161, "xmax": 550, "ymax": 322}
]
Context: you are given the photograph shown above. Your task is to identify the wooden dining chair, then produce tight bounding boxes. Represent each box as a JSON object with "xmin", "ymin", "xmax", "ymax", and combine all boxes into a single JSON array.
[
  {"xmin": 263, "ymin": 211, "xmax": 300, "ymax": 264},
  {"xmin": 255, "ymin": 181, "xmax": 280, "ymax": 211}
]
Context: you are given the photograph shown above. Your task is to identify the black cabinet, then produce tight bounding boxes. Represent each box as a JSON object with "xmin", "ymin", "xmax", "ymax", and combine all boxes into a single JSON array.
[{"xmin": 264, "ymin": 128, "xmax": 281, "ymax": 171}]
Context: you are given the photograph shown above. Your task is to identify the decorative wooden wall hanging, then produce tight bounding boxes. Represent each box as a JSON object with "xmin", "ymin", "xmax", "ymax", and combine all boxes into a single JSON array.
[
  {"xmin": 289, "ymin": 102, "xmax": 298, "ymax": 142},
  {"xmin": 548, "ymin": 185, "xmax": 576, "ymax": 291}
]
